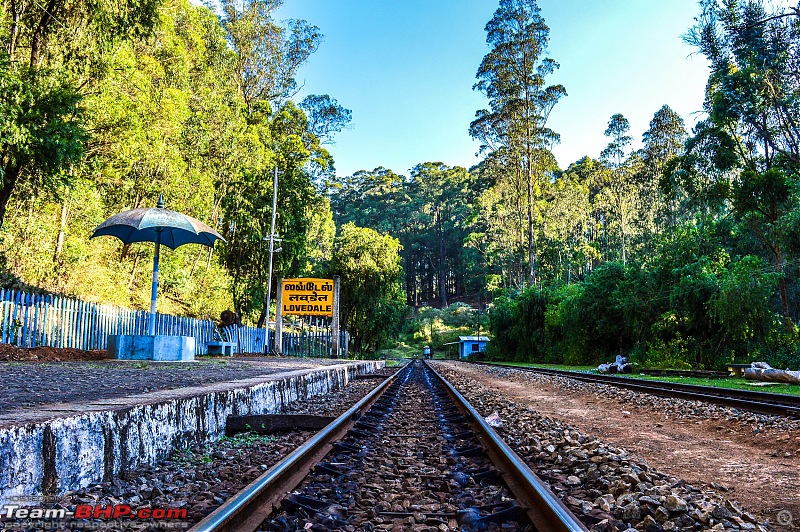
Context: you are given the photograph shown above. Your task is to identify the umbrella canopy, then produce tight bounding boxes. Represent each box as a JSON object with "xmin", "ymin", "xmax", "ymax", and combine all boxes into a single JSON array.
[
  {"xmin": 91, "ymin": 196, "xmax": 225, "ymax": 336},
  {"xmin": 91, "ymin": 204, "xmax": 224, "ymax": 249}
]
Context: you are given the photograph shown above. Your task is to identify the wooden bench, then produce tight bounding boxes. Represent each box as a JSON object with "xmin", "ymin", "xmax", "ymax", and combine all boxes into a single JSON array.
[
  {"xmin": 727, "ymin": 363, "xmax": 751, "ymax": 377},
  {"xmin": 207, "ymin": 341, "xmax": 236, "ymax": 356}
]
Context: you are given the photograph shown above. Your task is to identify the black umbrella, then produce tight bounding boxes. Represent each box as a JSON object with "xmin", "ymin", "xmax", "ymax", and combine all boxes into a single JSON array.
[{"xmin": 91, "ymin": 195, "xmax": 225, "ymax": 335}]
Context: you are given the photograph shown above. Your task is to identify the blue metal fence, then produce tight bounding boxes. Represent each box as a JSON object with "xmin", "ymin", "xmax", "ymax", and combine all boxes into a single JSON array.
[{"xmin": 0, "ymin": 288, "xmax": 347, "ymax": 357}]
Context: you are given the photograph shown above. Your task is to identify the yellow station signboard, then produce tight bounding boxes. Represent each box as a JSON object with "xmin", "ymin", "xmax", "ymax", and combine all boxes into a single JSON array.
[{"xmin": 281, "ymin": 278, "xmax": 334, "ymax": 317}]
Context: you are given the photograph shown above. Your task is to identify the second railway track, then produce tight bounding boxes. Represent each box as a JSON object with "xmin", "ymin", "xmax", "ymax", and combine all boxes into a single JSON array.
[
  {"xmin": 190, "ymin": 360, "xmax": 588, "ymax": 532},
  {"xmin": 472, "ymin": 362, "xmax": 800, "ymax": 418}
]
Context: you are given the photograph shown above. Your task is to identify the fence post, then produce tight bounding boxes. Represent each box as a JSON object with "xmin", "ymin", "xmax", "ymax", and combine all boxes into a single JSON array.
[
  {"xmin": 275, "ymin": 279, "xmax": 283, "ymax": 355},
  {"xmin": 331, "ymin": 275, "xmax": 341, "ymax": 358},
  {"xmin": 11, "ymin": 290, "xmax": 20, "ymax": 345}
]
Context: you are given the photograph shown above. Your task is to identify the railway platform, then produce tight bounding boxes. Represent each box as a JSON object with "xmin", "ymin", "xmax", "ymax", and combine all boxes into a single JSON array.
[{"xmin": 0, "ymin": 356, "xmax": 383, "ymax": 503}]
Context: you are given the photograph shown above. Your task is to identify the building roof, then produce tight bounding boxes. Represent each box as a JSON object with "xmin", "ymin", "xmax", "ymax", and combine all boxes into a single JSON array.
[{"xmin": 458, "ymin": 336, "xmax": 490, "ymax": 342}]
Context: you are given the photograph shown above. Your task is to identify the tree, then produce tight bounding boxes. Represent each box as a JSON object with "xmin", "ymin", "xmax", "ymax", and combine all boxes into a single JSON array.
[
  {"xmin": 332, "ymin": 223, "xmax": 406, "ymax": 354},
  {"xmin": 599, "ymin": 114, "xmax": 636, "ymax": 264},
  {"xmin": 213, "ymin": 0, "xmax": 338, "ymax": 324},
  {"xmin": 639, "ymin": 105, "xmax": 687, "ymax": 229},
  {"xmin": 219, "ymin": 102, "xmax": 323, "ymax": 325},
  {"xmin": 471, "ymin": 0, "xmax": 566, "ymax": 285},
  {"xmin": 686, "ymin": 0, "xmax": 800, "ymax": 327},
  {"xmin": 329, "ymin": 167, "xmax": 409, "ymax": 236},
  {"xmin": 406, "ymin": 163, "xmax": 475, "ymax": 306},
  {"xmin": 600, "ymin": 113, "xmax": 632, "ymax": 168},
  {"xmin": 300, "ymin": 94, "xmax": 352, "ymax": 145},
  {"xmin": 541, "ymin": 170, "xmax": 591, "ymax": 283},
  {"xmin": 641, "ymin": 105, "xmax": 687, "ymax": 177},
  {"xmin": 0, "ymin": 0, "xmax": 160, "ymax": 228},
  {"xmin": 220, "ymin": 0, "xmax": 321, "ymax": 109},
  {"xmin": 0, "ymin": 59, "xmax": 85, "ymax": 227}
]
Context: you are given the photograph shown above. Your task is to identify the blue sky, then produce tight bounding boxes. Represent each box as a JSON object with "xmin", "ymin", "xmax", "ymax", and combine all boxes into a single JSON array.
[{"xmin": 273, "ymin": 0, "xmax": 716, "ymax": 177}]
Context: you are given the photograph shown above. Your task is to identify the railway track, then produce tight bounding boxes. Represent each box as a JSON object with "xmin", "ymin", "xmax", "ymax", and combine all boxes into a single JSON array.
[
  {"xmin": 189, "ymin": 360, "xmax": 588, "ymax": 532},
  {"xmin": 473, "ymin": 362, "xmax": 800, "ymax": 418}
]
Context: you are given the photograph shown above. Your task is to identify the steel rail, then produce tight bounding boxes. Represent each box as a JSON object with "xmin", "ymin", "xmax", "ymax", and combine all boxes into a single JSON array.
[
  {"xmin": 473, "ymin": 362, "xmax": 800, "ymax": 418},
  {"xmin": 425, "ymin": 361, "xmax": 589, "ymax": 532},
  {"xmin": 188, "ymin": 370, "xmax": 397, "ymax": 532}
]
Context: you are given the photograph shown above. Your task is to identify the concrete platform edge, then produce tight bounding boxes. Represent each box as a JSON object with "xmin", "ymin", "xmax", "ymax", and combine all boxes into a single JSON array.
[{"xmin": 0, "ymin": 361, "xmax": 383, "ymax": 503}]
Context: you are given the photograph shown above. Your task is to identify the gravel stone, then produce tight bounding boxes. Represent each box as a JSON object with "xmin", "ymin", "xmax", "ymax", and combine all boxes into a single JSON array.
[{"xmin": 431, "ymin": 362, "xmax": 770, "ymax": 532}]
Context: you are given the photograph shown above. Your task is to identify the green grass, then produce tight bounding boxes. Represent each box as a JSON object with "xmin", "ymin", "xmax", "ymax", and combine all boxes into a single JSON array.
[
  {"xmin": 625, "ymin": 373, "xmax": 800, "ymax": 396},
  {"xmin": 483, "ymin": 361, "xmax": 800, "ymax": 396},
  {"xmin": 376, "ymin": 342, "xmax": 418, "ymax": 360},
  {"xmin": 219, "ymin": 432, "xmax": 276, "ymax": 446}
]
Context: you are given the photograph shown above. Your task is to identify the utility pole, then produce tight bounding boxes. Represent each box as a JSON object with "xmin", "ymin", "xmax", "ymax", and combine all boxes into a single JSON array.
[{"xmin": 264, "ymin": 166, "xmax": 282, "ymax": 354}]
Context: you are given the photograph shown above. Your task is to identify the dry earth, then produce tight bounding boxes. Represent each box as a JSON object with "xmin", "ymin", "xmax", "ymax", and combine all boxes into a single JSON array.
[{"xmin": 442, "ymin": 362, "xmax": 800, "ymax": 531}]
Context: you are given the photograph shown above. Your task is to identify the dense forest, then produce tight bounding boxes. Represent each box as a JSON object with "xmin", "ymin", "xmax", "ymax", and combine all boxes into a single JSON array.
[
  {"xmin": 0, "ymin": 0, "xmax": 404, "ymax": 353},
  {"xmin": 332, "ymin": 0, "xmax": 800, "ymax": 370},
  {"xmin": 2, "ymin": 0, "xmax": 800, "ymax": 367}
]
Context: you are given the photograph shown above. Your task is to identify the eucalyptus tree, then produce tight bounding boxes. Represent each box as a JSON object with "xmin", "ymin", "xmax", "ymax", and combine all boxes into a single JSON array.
[
  {"xmin": 300, "ymin": 94, "xmax": 352, "ymax": 145},
  {"xmin": 0, "ymin": 0, "xmax": 161, "ymax": 228},
  {"xmin": 407, "ymin": 163, "xmax": 475, "ymax": 306},
  {"xmin": 465, "ymin": 153, "xmax": 528, "ymax": 292},
  {"xmin": 638, "ymin": 105, "xmax": 687, "ymax": 230},
  {"xmin": 600, "ymin": 114, "xmax": 632, "ymax": 169},
  {"xmin": 470, "ymin": 0, "xmax": 566, "ymax": 286},
  {"xmin": 219, "ymin": 0, "xmax": 320, "ymax": 110},
  {"xmin": 541, "ymin": 170, "xmax": 591, "ymax": 283},
  {"xmin": 599, "ymin": 114, "xmax": 636, "ymax": 264},
  {"xmin": 641, "ymin": 105, "xmax": 687, "ymax": 178},
  {"xmin": 686, "ymin": 0, "xmax": 800, "ymax": 326},
  {"xmin": 329, "ymin": 167, "xmax": 409, "ymax": 237}
]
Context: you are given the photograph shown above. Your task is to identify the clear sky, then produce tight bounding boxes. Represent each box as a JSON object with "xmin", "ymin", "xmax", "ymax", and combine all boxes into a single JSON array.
[{"xmin": 268, "ymin": 1, "xmax": 742, "ymax": 177}]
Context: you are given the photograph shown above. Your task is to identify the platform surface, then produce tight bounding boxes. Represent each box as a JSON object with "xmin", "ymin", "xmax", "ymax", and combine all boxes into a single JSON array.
[{"xmin": 0, "ymin": 357, "xmax": 358, "ymax": 428}]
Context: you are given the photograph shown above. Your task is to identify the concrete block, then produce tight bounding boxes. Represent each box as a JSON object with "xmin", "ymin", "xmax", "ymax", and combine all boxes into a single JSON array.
[
  {"xmin": 108, "ymin": 335, "xmax": 195, "ymax": 362},
  {"xmin": 206, "ymin": 341, "xmax": 236, "ymax": 356}
]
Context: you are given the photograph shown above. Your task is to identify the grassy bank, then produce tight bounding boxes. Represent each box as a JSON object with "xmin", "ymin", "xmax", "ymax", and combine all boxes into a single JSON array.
[{"xmin": 480, "ymin": 361, "xmax": 800, "ymax": 397}]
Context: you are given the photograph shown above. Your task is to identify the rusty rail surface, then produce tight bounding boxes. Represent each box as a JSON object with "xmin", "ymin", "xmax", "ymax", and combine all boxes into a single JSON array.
[
  {"xmin": 425, "ymin": 361, "xmax": 589, "ymax": 532},
  {"xmin": 472, "ymin": 362, "xmax": 800, "ymax": 418},
  {"xmin": 188, "ymin": 370, "xmax": 397, "ymax": 532}
]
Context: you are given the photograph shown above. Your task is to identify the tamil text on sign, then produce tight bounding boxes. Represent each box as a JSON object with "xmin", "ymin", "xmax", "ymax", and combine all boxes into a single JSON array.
[{"xmin": 281, "ymin": 278, "xmax": 334, "ymax": 317}]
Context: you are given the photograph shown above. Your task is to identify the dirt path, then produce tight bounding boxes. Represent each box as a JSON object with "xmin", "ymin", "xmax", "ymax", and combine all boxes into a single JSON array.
[{"xmin": 443, "ymin": 362, "xmax": 800, "ymax": 530}]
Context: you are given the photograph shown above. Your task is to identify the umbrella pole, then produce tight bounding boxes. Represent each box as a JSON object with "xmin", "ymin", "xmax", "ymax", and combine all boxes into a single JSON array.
[{"xmin": 149, "ymin": 231, "xmax": 161, "ymax": 335}]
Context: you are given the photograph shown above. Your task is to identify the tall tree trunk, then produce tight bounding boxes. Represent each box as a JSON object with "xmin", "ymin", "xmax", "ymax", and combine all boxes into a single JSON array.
[
  {"xmin": 775, "ymin": 246, "xmax": 792, "ymax": 330},
  {"xmin": 438, "ymin": 230, "xmax": 448, "ymax": 307},
  {"xmin": 54, "ymin": 193, "xmax": 70, "ymax": 261},
  {"xmin": 527, "ymin": 160, "xmax": 535, "ymax": 286},
  {"xmin": 0, "ymin": 163, "xmax": 21, "ymax": 229},
  {"xmin": 29, "ymin": 0, "xmax": 58, "ymax": 67},
  {"xmin": 8, "ymin": 0, "xmax": 21, "ymax": 58}
]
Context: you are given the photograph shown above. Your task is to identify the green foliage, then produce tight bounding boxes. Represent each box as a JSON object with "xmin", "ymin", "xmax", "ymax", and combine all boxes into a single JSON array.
[
  {"xmin": 484, "ymin": 287, "xmax": 548, "ymax": 362},
  {"xmin": 398, "ymin": 303, "xmax": 488, "ymax": 356},
  {"xmin": 0, "ymin": 0, "xmax": 161, "ymax": 227},
  {"xmin": 331, "ymin": 223, "xmax": 406, "ymax": 355},
  {"xmin": 0, "ymin": 55, "xmax": 86, "ymax": 225},
  {"xmin": 6, "ymin": 0, "xmax": 800, "ymax": 372},
  {"xmin": 470, "ymin": 0, "xmax": 567, "ymax": 286},
  {"xmin": 330, "ymin": 163, "xmax": 486, "ymax": 307},
  {"xmin": 0, "ymin": 0, "xmax": 348, "ymax": 325},
  {"xmin": 487, "ymin": 222, "xmax": 800, "ymax": 370}
]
